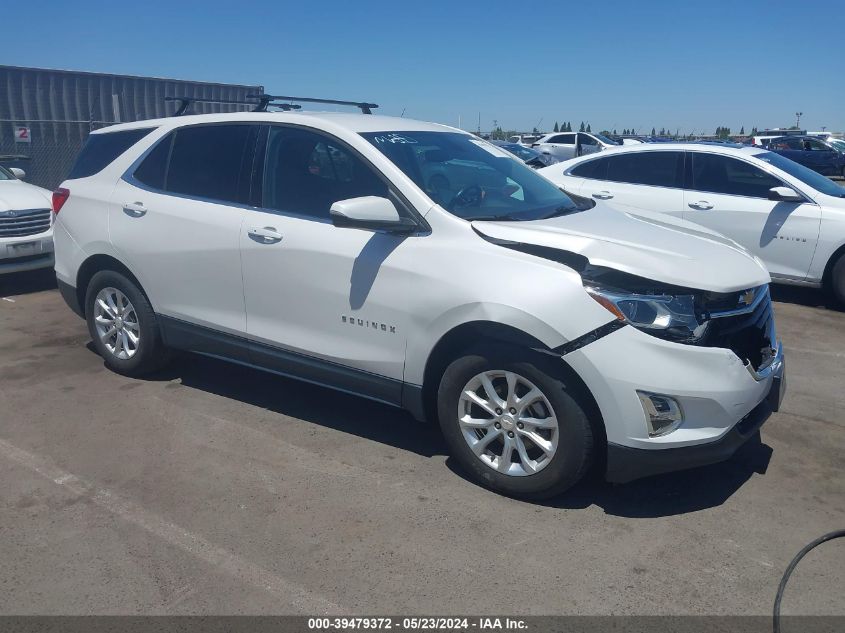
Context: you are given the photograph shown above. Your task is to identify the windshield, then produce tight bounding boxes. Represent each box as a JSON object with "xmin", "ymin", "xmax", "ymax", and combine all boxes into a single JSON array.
[
  {"xmin": 592, "ymin": 133, "xmax": 619, "ymax": 145},
  {"xmin": 755, "ymin": 150, "xmax": 845, "ymax": 198},
  {"xmin": 0, "ymin": 165, "xmax": 13, "ymax": 181},
  {"xmin": 829, "ymin": 139, "xmax": 845, "ymax": 153},
  {"xmin": 361, "ymin": 131, "xmax": 578, "ymax": 221}
]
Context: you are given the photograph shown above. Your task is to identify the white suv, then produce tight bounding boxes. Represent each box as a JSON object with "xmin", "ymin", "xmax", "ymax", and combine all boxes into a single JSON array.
[
  {"xmin": 53, "ymin": 110, "xmax": 785, "ymax": 498},
  {"xmin": 0, "ymin": 164, "xmax": 55, "ymax": 274}
]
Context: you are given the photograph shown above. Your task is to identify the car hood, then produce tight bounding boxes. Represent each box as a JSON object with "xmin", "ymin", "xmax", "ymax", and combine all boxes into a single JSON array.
[
  {"xmin": 0, "ymin": 180, "xmax": 52, "ymax": 212},
  {"xmin": 472, "ymin": 203, "xmax": 770, "ymax": 293}
]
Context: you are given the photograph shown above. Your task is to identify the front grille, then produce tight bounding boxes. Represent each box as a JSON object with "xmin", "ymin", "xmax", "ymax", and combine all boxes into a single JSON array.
[
  {"xmin": 0, "ymin": 209, "xmax": 52, "ymax": 238},
  {"xmin": 701, "ymin": 286, "xmax": 775, "ymax": 371}
]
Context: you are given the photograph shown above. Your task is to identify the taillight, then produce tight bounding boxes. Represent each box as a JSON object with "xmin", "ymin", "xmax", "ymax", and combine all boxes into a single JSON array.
[{"xmin": 52, "ymin": 188, "xmax": 70, "ymax": 214}]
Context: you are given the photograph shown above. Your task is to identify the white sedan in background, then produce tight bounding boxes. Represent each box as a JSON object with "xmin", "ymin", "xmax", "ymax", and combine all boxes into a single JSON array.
[
  {"xmin": 0, "ymin": 165, "xmax": 55, "ymax": 274},
  {"xmin": 531, "ymin": 131, "xmax": 620, "ymax": 161},
  {"xmin": 539, "ymin": 143, "xmax": 845, "ymax": 303}
]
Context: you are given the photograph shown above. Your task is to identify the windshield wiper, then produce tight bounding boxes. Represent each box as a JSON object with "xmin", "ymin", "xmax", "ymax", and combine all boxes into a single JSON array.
[
  {"xmin": 463, "ymin": 213, "xmax": 525, "ymax": 221},
  {"xmin": 539, "ymin": 205, "xmax": 579, "ymax": 219}
]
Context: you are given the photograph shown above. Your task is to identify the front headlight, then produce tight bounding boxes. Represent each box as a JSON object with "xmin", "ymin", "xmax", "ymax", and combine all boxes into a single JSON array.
[{"xmin": 586, "ymin": 285, "xmax": 709, "ymax": 343}]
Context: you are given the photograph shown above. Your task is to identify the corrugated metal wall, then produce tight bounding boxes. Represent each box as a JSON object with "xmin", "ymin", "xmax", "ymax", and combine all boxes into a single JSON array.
[{"xmin": 0, "ymin": 66, "xmax": 264, "ymax": 189}]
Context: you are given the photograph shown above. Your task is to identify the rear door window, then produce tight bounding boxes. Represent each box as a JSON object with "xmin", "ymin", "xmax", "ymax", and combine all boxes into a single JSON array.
[
  {"xmin": 606, "ymin": 151, "xmax": 683, "ymax": 187},
  {"xmin": 549, "ymin": 134, "xmax": 576, "ymax": 144},
  {"xmin": 570, "ymin": 157, "xmax": 608, "ymax": 180},
  {"xmin": 68, "ymin": 128, "xmax": 154, "ymax": 179},
  {"xmin": 690, "ymin": 153, "xmax": 782, "ymax": 198},
  {"xmin": 165, "ymin": 124, "xmax": 255, "ymax": 204}
]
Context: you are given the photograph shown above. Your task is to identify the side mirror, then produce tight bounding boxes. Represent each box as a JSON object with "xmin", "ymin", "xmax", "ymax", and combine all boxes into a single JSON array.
[
  {"xmin": 768, "ymin": 186, "xmax": 803, "ymax": 202},
  {"xmin": 9, "ymin": 168, "xmax": 26, "ymax": 180},
  {"xmin": 330, "ymin": 196, "xmax": 418, "ymax": 233}
]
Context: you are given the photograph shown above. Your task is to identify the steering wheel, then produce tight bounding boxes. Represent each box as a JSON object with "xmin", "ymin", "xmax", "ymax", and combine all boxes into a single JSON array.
[{"xmin": 451, "ymin": 184, "xmax": 484, "ymax": 209}]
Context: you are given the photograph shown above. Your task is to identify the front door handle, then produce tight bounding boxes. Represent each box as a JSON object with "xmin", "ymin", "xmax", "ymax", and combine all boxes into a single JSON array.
[
  {"xmin": 122, "ymin": 202, "xmax": 147, "ymax": 217},
  {"xmin": 592, "ymin": 191, "xmax": 614, "ymax": 200},
  {"xmin": 248, "ymin": 227, "xmax": 283, "ymax": 244},
  {"xmin": 688, "ymin": 201, "xmax": 714, "ymax": 210}
]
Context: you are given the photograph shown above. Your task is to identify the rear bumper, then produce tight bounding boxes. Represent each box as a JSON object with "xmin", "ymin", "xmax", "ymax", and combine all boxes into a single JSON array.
[
  {"xmin": 58, "ymin": 279, "xmax": 84, "ymax": 318},
  {"xmin": 605, "ymin": 357, "xmax": 785, "ymax": 483}
]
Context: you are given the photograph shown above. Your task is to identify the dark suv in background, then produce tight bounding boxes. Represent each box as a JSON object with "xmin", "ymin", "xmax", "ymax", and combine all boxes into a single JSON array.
[{"xmin": 767, "ymin": 135, "xmax": 845, "ymax": 178}]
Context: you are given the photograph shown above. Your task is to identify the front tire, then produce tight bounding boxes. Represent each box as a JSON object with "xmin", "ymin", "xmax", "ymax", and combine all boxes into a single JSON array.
[
  {"xmin": 437, "ymin": 345, "xmax": 595, "ymax": 499},
  {"xmin": 829, "ymin": 253, "xmax": 845, "ymax": 307},
  {"xmin": 84, "ymin": 270, "xmax": 170, "ymax": 376}
]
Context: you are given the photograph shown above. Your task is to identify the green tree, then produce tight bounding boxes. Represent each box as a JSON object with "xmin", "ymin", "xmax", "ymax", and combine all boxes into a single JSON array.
[
  {"xmin": 553, "ymin": 122, "xmax": 559, "ymax": 133},
  {"xmin": 586, "ymin": 123, "xmax": 592, "ymax": 133},
  {"xmin": 579, "ymin": 121, "xmax": 585, "ymax": 132},
  {"xmin": 613, "ymin": 129, "xmax": 617, "ymax": 135},
  {"xmin": 740, "ymin": 126, "xmax": 745, "ymax": 135},
  {"xmin": 651, "ymin": 127, "xmax": 656, "ymax": 136}
]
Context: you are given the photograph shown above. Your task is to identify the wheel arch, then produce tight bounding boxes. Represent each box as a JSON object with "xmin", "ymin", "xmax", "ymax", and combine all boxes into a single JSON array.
[
  {"xmin": 75, "ymin": 254, "xmax": 150, "ymax": 316},
  {"xmin": 822, "ymin": 240, "xmax": 845, "ymax": 287},
  {"xmin": 415, "ymin": 320, "xmax": 607, "ymax": 467}
]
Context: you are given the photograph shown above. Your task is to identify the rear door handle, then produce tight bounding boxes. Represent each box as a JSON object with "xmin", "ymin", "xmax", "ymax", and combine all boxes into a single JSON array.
[
  {"xmin": 248, "ymin": 227, "xmax": 283, "ymax": 243},
  {"xmin": 592, "ymin": 191, "xmax": 614, "ymax": 200},
  {"xmin": 122, "ymin": 202, "xmax": 147, "ymax": 217},
  {"xmin": 688, "ymin": 201, "xmax": 714, "ymax": 210}
]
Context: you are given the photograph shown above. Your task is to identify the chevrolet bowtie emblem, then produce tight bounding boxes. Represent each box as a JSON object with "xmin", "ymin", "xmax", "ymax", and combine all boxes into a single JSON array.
[{"xmin": 740, "ymin": 289, "xmax": 755, "ymax": 306}]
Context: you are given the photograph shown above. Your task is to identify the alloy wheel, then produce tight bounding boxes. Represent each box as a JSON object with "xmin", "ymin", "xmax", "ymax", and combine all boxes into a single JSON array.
[
  {"xmin": 457, "ymin": 370, "xmax": 559, "ymax": 476},
  {"xmin": 93, "ymin": 287, "xmax": 140, "ymax": 360}
]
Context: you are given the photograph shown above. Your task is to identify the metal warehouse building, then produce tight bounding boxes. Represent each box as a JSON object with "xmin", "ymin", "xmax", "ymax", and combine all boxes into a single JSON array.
[{"xmin": 0, "ymin": 65, "xmax": 264, "ymax": 189}]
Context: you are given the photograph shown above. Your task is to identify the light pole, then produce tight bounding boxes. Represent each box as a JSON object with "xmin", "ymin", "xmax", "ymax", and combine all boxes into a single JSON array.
[{"xmin": 795, "ymin": 111, "xmax": 803, "ymax": 128}]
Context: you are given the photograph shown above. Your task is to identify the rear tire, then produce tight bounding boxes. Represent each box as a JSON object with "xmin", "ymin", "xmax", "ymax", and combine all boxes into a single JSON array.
[
  {"xmin": 829, "ymin": 253, "xmax": 845, "ymax": 307},
  {"xmin": 437, "ymin": 344, "xmax": 595, "ymax": 499},
  {"xmin": 84, "ymin": 270, "xmax": 170, "ymax": 376}
]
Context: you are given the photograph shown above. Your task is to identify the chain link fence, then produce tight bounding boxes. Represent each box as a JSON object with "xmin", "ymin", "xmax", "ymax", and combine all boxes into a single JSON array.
[
  {"xmin": 0, "ymin": 119, "xmax": 116, "ymax": 190},
  {"xmin": 1, "ymin": 65, "xmax": 264, "ymax": 191}
]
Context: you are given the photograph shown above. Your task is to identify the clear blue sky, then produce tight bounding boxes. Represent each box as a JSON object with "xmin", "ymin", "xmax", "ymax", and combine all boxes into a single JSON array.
[{"xmin": 6, "ymin": 0, "xmax": 844, "ymax": 134}]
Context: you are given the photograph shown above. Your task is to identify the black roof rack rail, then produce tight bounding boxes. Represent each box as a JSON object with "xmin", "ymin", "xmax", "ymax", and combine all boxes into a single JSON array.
[
  {"xmin": 164, "ymin": 96, "xmax": 300, "ymax": 116},
  {"xmin": 247, "ymin": 93, "xmax": 379, "ymax": 114}
]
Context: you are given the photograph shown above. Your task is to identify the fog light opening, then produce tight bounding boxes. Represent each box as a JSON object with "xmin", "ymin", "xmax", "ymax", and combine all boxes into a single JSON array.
[{"xmin": 637, "ymin": 391, "xmax": 684, "ymax": 437}]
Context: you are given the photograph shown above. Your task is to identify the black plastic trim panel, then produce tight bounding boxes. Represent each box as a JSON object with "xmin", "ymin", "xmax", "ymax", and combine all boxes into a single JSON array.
[
  {"xmin": 158, "ymin": 315, "xmax": 405, "ymax": 408},
  {"xmin": 553, "ymin": 320, "xmax": 626, "ymax": 356},
  {"xmin": 57, "ymin": 280, "xmax": 83, "ymax": 318}
]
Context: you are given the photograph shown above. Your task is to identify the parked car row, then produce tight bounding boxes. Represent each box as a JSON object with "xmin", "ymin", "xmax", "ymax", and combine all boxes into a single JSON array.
[
  {"xmin": 539, "ymin": 142, "xmax": 845, "ymax": 303},
  {"xmin": 50, "ymin": 107, "xmax": 785, "ymax": 499}
]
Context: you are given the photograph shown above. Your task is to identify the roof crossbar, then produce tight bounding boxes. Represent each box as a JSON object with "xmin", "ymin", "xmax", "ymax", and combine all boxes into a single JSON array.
[
  {"xmin": 247, "ymin": 93, "xmax": 379, "ymax": 114},
  {"xmin": 164, "ymin": 96, "xmax": 299, "ymax": 116}
]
